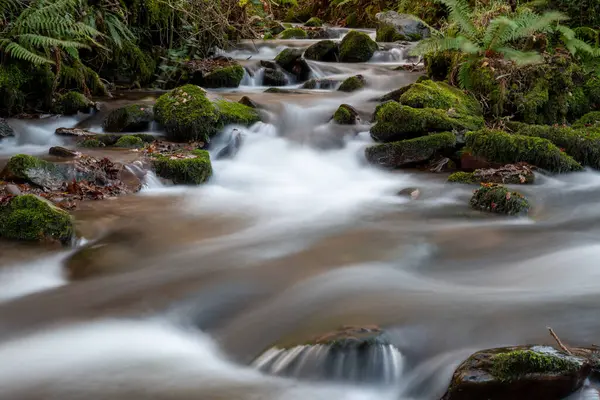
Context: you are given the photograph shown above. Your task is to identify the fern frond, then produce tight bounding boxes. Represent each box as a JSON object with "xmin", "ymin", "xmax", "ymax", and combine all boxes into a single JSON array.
[
  {"xmin": 437, "ymin": 0, "xmax": 478, "ymax": 39},
  {"xmin": 457, "ymin": 62, "xmax": 473, "ymax": 90},
  {"xmin": 0, "ymin": 40, "xmax": 53, "ymax": 64},
  {"xmin": 483, "ymin": 16, "xmax": 517, "ymax": 49},
  {"xmin": 496, "ymin": 47, "xmax": 543, "ymax": 65},
  {"xmin": 511, "ymin": 11, "xmax": 568, "ymax": 41},
  {"xmin": 16, "ymin": 34, "xmax": 90, "ymax": 49},
  {"xmin": 410, "ymin": 36, "xmax": 480, "ymax": 56}
]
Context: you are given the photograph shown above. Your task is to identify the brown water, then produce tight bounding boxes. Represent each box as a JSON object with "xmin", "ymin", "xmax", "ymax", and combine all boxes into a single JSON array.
[{"xmin": 0, "ymin": 29, "xmax": 599, "ymax": 400}]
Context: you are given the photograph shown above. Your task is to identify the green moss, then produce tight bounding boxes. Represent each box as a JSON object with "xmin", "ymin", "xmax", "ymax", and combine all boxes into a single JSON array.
[
  {"xmin": 152, "ymin": 150, "xmax": 212, "ymax": 185},
  {"xmin": 339, "ymin": 31, "xmax": 378, "ymax": 63},
  {"xmin": 0, "ymin": 154, "xmax": 57, "ymax": 182},
  {"xmin": 567, "ymin": 87, "xmax": 590, "ymax": 121},
  {"xmin": 275, "ymin": 48, "xmax": 302, "ymax": 69},
  {"xmin": 133, "ymin": 133, "xmax": 157, "ymax": 143},
  {"xmin": 54, "ymin": 92, "xmax": 93, "ymax": 115},
  {"xmin": 305, "ymin": 17, "xmax": 323, "ymax": 27},
  {"xmin": 0, "ymin": 194, "xmax": 74, "ymax": 244},
  {"xmin": 214, "ymin": 99, "xmax": 260, "ymax": 127},
  {"xmin": 521, "ymin": 80, "xmax": 550, "ymax": 124},
  {"xmin": 573, "ymin": 111, "xmax": 600, "ymax": 128},
  {"xmin": 304, "ymin": 40, "xmax": 339, "ymax": 62},
  {"xmin": 201, "ymin": 65, "xmax": 244, "ymax": 88},
  {"xmin": 333, "ymin": 104, "xmax": 356, "ymax": 124},
  {"xmin": 154, "ymin": 84, "xmax": 219, "ymax": 143},
  {"xmin": 263, "ymin": 32, "xmax": 274, "ymax": 40},
  {"xmin": 103, "ymin": 104, "xmax": 153, "ymax": 132},
  {"xmin": 376, "ymin": 24, "xmax": 407, "ymax": 42},
  {"xmin": 470, "ymin": 184, "xmax": 530, "ymax": 216},
  {"xmin": 584, "ymin": 76, "xmax": 600, "ymax": 107},
  {"xmin": 371, "ymin": 102, "xmax": 484, "ymax": 142},
  {"xmin": 465, "ymin": 129, "xmax": 582, "ymax": 173},
  {"xmin": 399, "ymin": 80, "xmax": 481, "ymax": 116},
  {"xmin": 447, "ymin": 171, "xmax": 476, "ymax": 184},
  {"xmin": 424, "ymin": 51, "xmax": 456, "ymax": 81},
  {"xmin": 365, "ymin": 132, "xmax": 456, "ymax": 168},
  {"xmin": 491, "ymin": 350, "xmax": 579, "ymax": 381},
  {"xmin": 79, "ymin": 138, "xmax": 105, "ymax": 148},
  {"xmin": 279, "ymin": 28, "xmax": 308, "ymax": 39},
  {"xmin": 115, "ymin": 135, "xmax": 144, "ymax": 148},
  {"xmin": 338, "ymin": 75, "xmax": 365, "ymax": 92}
]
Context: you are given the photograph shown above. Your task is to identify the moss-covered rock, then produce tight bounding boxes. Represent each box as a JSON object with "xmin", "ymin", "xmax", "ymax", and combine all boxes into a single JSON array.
[
  {"xmin": 449, "ymin": 164, "xmax": 535, "ymax": 184},
  {"xmin": 399, "ymin": 80, "xmax": 481, "ymax": 116},
  {"xmin": 333, "ymin": 104, "xmax": 359, "ymax": 124},
  {"xmin": 339, "ymin": 31, "xmax": 378, "ymax": 63},
  {"xmin": 470, "ymin": 184, "xmax": 530, "ymax": 215},
  {"xmin": 279, "ymin": 27, "xmax": 308, "ymax": 39},
  {"xmin": 115, "ymin": 135, "xmax": 144, "ymax": 148},
  {"xmin": 0, "ymin": 194, "xmax": 74, "ymax": 244},
  {"xmin": 274, "ymin": 48, "xmax": 311, "ymax": 81},
  {"xmin": 304, "ymin": 40, "xmax": 339, "ymax": 62},
  {"xmin": 466, "ymin": 129, "xmax": 582, "ymax": 173},
  {"xmin": 338, "ymin": 75, "xmax": 366, "ymax": 92},
  {"xmin": 447, "ymin": 171, "xmax": 476, "ymax": 184},
  {"xmin": 305, "ymin": 17, "xmax": 323, "ymax": 27},
  {"xmin": 375, "ymin": 11, "xmax": 430, "ymax": 41},
  {"xmin": 424, "ymin": 51, "xmax": 457, "ymax": 81},
  {"xmin": 371, "ymin": 102, "xmax": 484, "ymax": 142},
  {"xmin": 54, "ymin": 92, "xmax": 94, "ymax": 115},
  {"xmin": 573, "ymin": 111, "xmax": 600, "ymax": 128},
  {"xmin": 215, "ymin": 99, "xmax": 260, "ymax": 127},
  {"xmin": 154, "ymin": 84, "xmax": 219, "ymax": 143},
  {"xmin": 491, "ymin": 349, "xmax": 580, "ymax": 381},
  {"xmin": 201, "ymin": 64, "xmax": 244, "ymax": 88},
  {"xmin": 152, "ymin": 150, "xmax": 212, "ymax": 185},
  {"xmin": 365, "ymin": 132, "xmax": 456, "ymax": 168},
  {"xmin": 103, "ymin": 104, "xmax": 154, "ymax": 132},
  {"xmin": 79, "ymin": 138, "xmax": 106, "ymax": 148},
  {"xmin": 302, "ymin": 78, "xmax": 339, "ymax": 89},
  {"xmin": 376, "ymin": 24, "xmax": 407, "ymax": 42},
  {"xmin": 263, "ymin": 68, "xmax": 288, "ymax": 86},
  {"xmin": 0, "ymin": 154, "xmax": 65, "ymax": 190}
]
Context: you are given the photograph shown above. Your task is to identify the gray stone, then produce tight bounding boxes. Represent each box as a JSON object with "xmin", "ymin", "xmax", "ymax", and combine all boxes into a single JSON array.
[{"xmin": 375, "ymin": 11, "xmax": 430, "ymax": 41}]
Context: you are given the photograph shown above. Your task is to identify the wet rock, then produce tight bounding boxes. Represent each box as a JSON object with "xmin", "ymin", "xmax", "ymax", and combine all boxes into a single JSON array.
[
  {"xmin": 338, "ymin": 75, "xmax": 366, "ymax": 92},
  {"xmin": 442, "ymin": 346, "xmax": 589, "ymax": 400},
  {"xmin": 79, "ymin": 138, "xmax": 106, "ymax": 148},
  {"xmin": 274, "ymin": 48, "xmax": 311, "ymax": 82},
  {"xmin": 49, "ymin": 146, "xmax": 78, "ymax": 158},
  {"xmin": 466, "ymin": 129, "xmax": 582, "ymax": 173},
  {"xmin": 306, "ymin": 28, "xmax": 330, "ymax": 39},
  {"xmin": 399, "ymin": 80, "xmax": 481, "ymax": 116},
  {"xmin": 365, "ymin": 132, "xmax": 457, "ymax": 168},
  {"xmin": 263, "ymin": 88, "xmax": 304, "ymax": 94},
  {"xmin": 266, "ymin": 20, "xmax": 286, "ymax": 35},
  {"xmin": 397, "ymin": 187, "xmax": 420, "ymax": 199},
  {"xmin": 304, "ymin": 17, "xmax": 323, "ymax": 27},
  {"xmin": 239, "ymin": 96, "xmax": 259, "ymax": 108},
  {"xmin": 185, "ymin": 59, "xmax": 244, "ymax": 88},
  {"xmin": 0, "ymin": 154, "xmax": 67, "ymax": 190},
  {"xmin": 375, "ymin": 11, "xmax": 430, "ymax": 42},
  {"xmin": 279, "ymin": 27, "xmax": 308, "ymax": 39},
  {"xmin": 371, "ymin": 103, "xmax": 483, "ymax": 142},
  {"xmin": 103, "ymin": 104, "xmax": 154, "ymax": 132},
  {"xmin": 114, "ymin": 135, "xmax": 144, "ymax": 148},
  {"xmin": 118, "ymin": 165, "xmax": 143, "ymax": 193},
  {"xmin": 53, "ymin": 91, "xmax": 94, "ymax": 115},
  {"xmin": 151, "ymin": 149, "xmax": 212, "ymax": 185},
  {"xmin": 304, "ymin": 40, "xmax": 340, "ymax": 62},
  {"xmin": 55, "ymin": 127, "xmax": 95, "ymax": 137},
  {"xmin": 302, "ymin": 78, "xmax": 339, "ymax": 89},
  {"xmin": 263, "ymin": 68, "xmax": 288, "ymax": 86},
  {"xmin": 333, "ymin": 104, "xmax": 360, "ymax": 125},
  {"xmin": 429, "ymin": 157, "xmax": 455, "ymax": 172},
  {"xmin": 0, "ymin": 194, "xmax": 74, "ymax": 244},
  {"xmin": 339, "ymin": 30, "xmax": 378, "ymax": 63},
  {"xmin": 5, "ymin": 184, "xmax": 21, "ymax": 195},
  {"xmin": 470, "ymin": 184, "xmax": 530, "ymax": 215},
  {"xmin": 260, "ymin": 60, "xmax": 278, "ymax": 70},
  {"xmin": 0, "ymin": 118, "xmax": 14, "ymax": 139},
  {"xmin": 214, "ymin": 99, "xmax": 260, "ymax": 127},
  {"xmin": 449, "ymin": 164, "xmax": 536, "ymax": 184},
  {"xmin": 216, "ymin": 130, "xmax": 243, "ymax": 160}
]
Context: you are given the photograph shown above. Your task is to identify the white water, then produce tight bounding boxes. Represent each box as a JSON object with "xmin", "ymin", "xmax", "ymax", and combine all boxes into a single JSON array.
[{"xmin": 0, "ymin": 253, "xmax": 67, "ymax": 302}]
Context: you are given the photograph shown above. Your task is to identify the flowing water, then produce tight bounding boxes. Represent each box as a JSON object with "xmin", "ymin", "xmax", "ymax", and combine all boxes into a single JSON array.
[{"xmin": 0, "ymin": 28, "xmax": 599, "ymax": 399}]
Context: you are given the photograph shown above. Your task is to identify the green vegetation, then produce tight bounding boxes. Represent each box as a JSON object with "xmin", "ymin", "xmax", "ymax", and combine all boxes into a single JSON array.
[
  {"xmin": 305, "ymin": 17, "xmax": 323, "ymax": 27},
  {"xmin": 338, "ymin": 75, "xmax": 365, "ymax": 92},
  {"xmin": 470, "ymin": 184, "xmax": 530, "ymax": 216},
  {"xmin": 152, "ymin": 150, "xmax": 213, "ymax": 184},
  {"xmin": 365, "ymin": 132, "xmax": 456, "ymax": 168},
  {"xmin": 573, "ymin": 111, "xmax": 600, "ymax": 128},
  {"xmin": 79, "ymin": 138, "xmax": 105, "ymax": 148},
  {"xmin": 376, "ymin": 25, "xmax": 406, "ymax": 42},
  {"xmin": 201, "ymin": 65, "xmax": 245, "ymax": 88},
  {"xmin": 0, "ymin": 154, "xmax": 59, "ymax": 183},
  {"xmin": 491, "ymin": 349, "xmax": 579, "ymax": 380},
  {"xmin": 447, "ymin": 171, "xmax": 476, "ymax": 183},
  {"xmin": 215, "ymin": 99, "xmax": 261, "ymax": 127},
  {"xmin": 103, "ymin": 104, "xmax": 153, "ymax": 132},
  {"xmin": 333, "ymin": 104, "xmax": 357, "ymax": 124},
  {"xmin": 339, "ymin": 31, "xmax": 378, "ymax": 62},
  {"xmin": 54, "ymin": 92, "xmax": 94, "ymax": 115},
  {"xmin": 115, "ymin": 135, "xmax": 144, "ymax": 148},
  {"xmin": 279, "ymin": 27, "xmax": 308, "ymax": 39}
]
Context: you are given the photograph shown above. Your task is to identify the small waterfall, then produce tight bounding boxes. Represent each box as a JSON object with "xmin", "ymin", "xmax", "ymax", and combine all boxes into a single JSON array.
[{"xmin": 242, "ymin": 68, "xmax": 265, "ymax": 87}]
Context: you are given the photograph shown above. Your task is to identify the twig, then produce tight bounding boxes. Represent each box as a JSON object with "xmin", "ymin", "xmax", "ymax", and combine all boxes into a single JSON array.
[{"xmin": 548, "ymin": 327, "xmax": 573, "ymax": 355}]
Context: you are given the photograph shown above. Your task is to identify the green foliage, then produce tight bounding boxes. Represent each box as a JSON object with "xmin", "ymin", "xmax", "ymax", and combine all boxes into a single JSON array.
[
  {"xmin": 491, "ymin": 349, "xmax": 579, "ymax": 380},
  {"xmin": 115, "ymin": 135, "xmax": 144, "ymax": 148},
  {"xmin": 470, "ymin": 184, "xmax": 530, "ymax": 215},
  {"xmin": 338, "ymin": 75, "xmax": 365, "ymax": 92},
  {"xmin": 339, "ymin": 30, "xmax": 378, "ymax": 62},
  {"xmin": 152, "ymin": 150, "xmax": 212, "ymax": 184},
  {"xmin": 53, "ymin": 91, "xmax": 93, "ymax": 115},
  {"xmin": 573, "ymin": 111, "xmax": 600, "ymax": 127}
]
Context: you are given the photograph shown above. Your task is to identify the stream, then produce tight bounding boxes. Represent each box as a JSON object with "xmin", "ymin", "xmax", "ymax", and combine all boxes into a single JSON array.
[{"xmin": 1, "ymin": 28, "xmax": 600, "ymax": 399}]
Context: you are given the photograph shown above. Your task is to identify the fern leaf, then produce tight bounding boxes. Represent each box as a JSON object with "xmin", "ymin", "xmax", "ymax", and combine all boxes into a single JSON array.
[
  {"xmin": 16, "ymin": 34, "xmax": 90, "ymax": 49},
  {"xmin": 496, "ymin": 47, "xmax": 543, "ymax": 65},
  {"xmin": 1, "ymin": 41, "xmax": 53, "ymax": 64},
  {"xmin": 436, "ymin": 0, "xmax": 478, "ymax": 39}
]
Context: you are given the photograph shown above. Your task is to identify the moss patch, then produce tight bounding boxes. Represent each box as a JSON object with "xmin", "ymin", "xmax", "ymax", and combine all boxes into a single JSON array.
[
  {"xmin": 338, "ymin": 75, "xmax": 366, "ymax": 92},
  {"xmin": 365, "ymin": 132, "xmax": 456, "ymax": 168},
  {"xmin": 0, "ymin": 154, "xmax": 62, "ymax": 186},
  {"xmin": 54, "ymin": 92, "xmax": 93, "ymax": 115},
  {"xmin": 305, "ymin": 17, "xmax": 323, "ymax": 27},
  {"xmin": 465, "ymin": 129, "xmax": 582, "ymax": 173},
  {"xmin": 376, "ymin": 24, "xmax": 407, "ymax": 42},
  {"xmin": 470, "ymin": 184, "xmax": 530, "ymax": 216},
  {"xmin": 201, "ymin": 65, "xmax": 244, "ymax": 88},
  {"xmin": 80, "ymin": 138, "xmax": 105, "ymax": 148},
  {"xmin": 152, "ymin": 150, "xmax": 212, "ymax": 185},
  {"xmin": 115, "ymin": 135, "xmax": 144, "ymax": 148},
  {"xmin": 0, "ymin": 194, "xmax": 74, "ymax": 244},
  {"xmin": 339, "ymin": 31, "xmax": 378, "ymax": 63},
  {"xmin": 333, "ymin": 104, "xmax": 357, "ymax": 124},
  {"xmin": 215, "ymin": 100, "xmax": 260, "ymax": 127},
  {"xmin": 399, "ymin": 80, "xmax": 481, "ymax": 116},
  {"xmin": 448, "ymin": 171, "xmax": 476, "ymax": 184},
  {"xmin": 279, "ymin": 27, "xmax": 308, "ymax": 39},
  {"xmin": 103, "ymin": 104, "xmax": 153, "ymax": 132},
  {"xmin": 573, "ymin": 111, "xmax": 600, "ymax": 128},
  {"xmin": 491, "ymin": 350, "xmax": 579, "ymax": 381},
  {"xmin": 154, "ymin": 84, "xmax": 219, "ymax": 143}
]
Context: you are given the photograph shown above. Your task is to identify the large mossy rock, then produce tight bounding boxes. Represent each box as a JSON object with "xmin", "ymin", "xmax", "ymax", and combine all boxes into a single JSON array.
[
  {"xmin": 214, "ymin": 99, "xmax": 261, "ymax": 127},
  {"xmin": 0, "ymin": 154, "xmax": 65, "ymax": 190},
  {"xmin": 375, "ymin": 11, "xmax": 430, "ymax": 42},
  {"xmin": 201, "ymin": 64, "xmax": 245, "ymax": 88},
  {"xmin": 0, "ymin": 194, "xmax": 74, "ymax": 244},
  {"xmin": 304, "ymin": 40, "xmax": 339, "ymax": 62},
  {"xmin": 279, "ymin": 27, "xmax": 308, "ymax": 39},
  {"xmin": 365, "ymin": 132, "xmax": 456, "ymax": 168},
  {"xmin": 151, "ymin": 150, "xmax": 212, "ymax": 185},
  {"xmin": 339, "ymin": 31, "xmax": 378, "ymax": 63},
  {"xmin": 466, "ymin": 129, "xmax": 582, "ymax": 173},
  {"xmin": 399, "ymin": 80, "xmax": 481, "ymax": 116},
  {"xmin": 103, "ymin": 104, "xmax": 154, "ymax": 132},
  {"xmin": 0, "ymin": 118, "xmax": 14, "ymax": 139},
  {"xmin": 371, "ymin": 102, "xmax": 483, "ymax": 142},
  {"xmin": 184, "ymin": 59, "xmax": 245, "ymax": 89},
  {"xmin": 154, "ymin": 84, "xmax": 219, "ymax": 143},
  {"xmin": 274, "ymin": 48, "xmax": 311, "ymax": 81},
  {"xmin": 114, "ymin": 135, "xmax": 144, "ymax": 148},
  {"xmin": 470, "ymin": 184, "xmax": 530, "ymax": 215},
  {"xmin": 442, "ymin": 346, "xmax": 590, "ymax": 400},
  {"xmin": 338, "ymin": 75, "xmax": 366, "ymax": 92},
  {"xmin": 333, "ymin": 104, "xmax": 359, "ymax": 124},
  {"xmin": 53, "ymin": 91, "xmax": 94, "ymax": 115},
  {"xmin": 304, "ymin": 17, "xmax": 323, "ymax": 27}
]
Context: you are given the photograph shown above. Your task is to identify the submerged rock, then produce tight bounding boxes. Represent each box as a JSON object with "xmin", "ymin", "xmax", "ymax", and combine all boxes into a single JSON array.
[
  {"xmin": 375, "ymin": 11, "xmax": 430, "ymax": 41},
  {"xmin": 275, "ymin": 48, "xmax": 311, "ymax": 82},
  {"xmin": 304, "ymin": 40, "xmax": 339, "ymax": 62},
  {"xmin": 151, "ymin": 149, "xmax": 212, "ymax": 185},
  {"xmin": 339, "ymin": 30, "xmax": 378, "ymax": 62},
  {"xmin": 216, "ymin": 130, "xmax": 243, "ymax": 160},
  {"xmin": 365, "ymin": 132, "xmax": 456, "ymax": 168},
  {"xmin": 442, "ymin": 346, "xmax": 590, "ymax": 400},
  {"xmin": 103, "ymin": 104, "xmax": 154, "ymax": 132},
  {"xmin": 239, "ymin": 96, "xmax": 259, "ymax": 108},
  {"xmin": 470, "ymin": 184, "xmax": 530, "ymax": 215},
  {"xmin": 333, "ymin": 104, "xmax": 360, "ymax": 124},
  {"xmin": 338, "ymin": 75, "xmax": 366, "ymax": 92},
  {"xmin": 0, "ymin": 194, "xmax": 74, "ymax": 244},
  {"xmin": 53, "ymin": 91, "xmax": 94, "ymax": 115},
  {"xmin": 0, "ymin": 118, "xmax": 14, "ymax": 139}
]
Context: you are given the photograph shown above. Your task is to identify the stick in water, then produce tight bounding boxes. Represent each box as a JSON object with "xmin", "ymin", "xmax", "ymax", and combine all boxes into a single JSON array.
[{"xmin": 548, "ymin": 327, "xmax": 573, "ymax": 355}]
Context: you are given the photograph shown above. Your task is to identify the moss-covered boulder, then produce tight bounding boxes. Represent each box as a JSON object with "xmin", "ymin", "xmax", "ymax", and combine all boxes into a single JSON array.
[
  {"xmin": 304, "ymin": 17, "xmax": 323, "ymax": 27},
  {"xmin": 399, "ymin": 80, "xmax": 481, "ymax": 116},
  {"xmin": 215, "ymin": 99, "xmax": 260, "ymax": 127},
  {"xmin": 201, "ymin": 64, "xmax": 244, "ymax": 88},
  {"xmin": 54, "ymin": 92, "xmax": 94, "ymax": 115},
  {"xmin": 115, "ymin": 135, "xmax": 144, "ymax": 148},
  {"xmin": 79, "ymin": 138, "xmax": 105, "ymax": 148},
  {"xmin": 263, "ymin": 68, "xmax": 288, "ymax": 86},
  {"xmin": 447, "ymin": 171, "xmax": 477, "ymax": 184},
  {"xmin": 279, "ymin": 27, "xmax": 308, "ymax": 39},
  {"xmin": 0, "ymin": 118, "xmax": 14, "ymax": 139},
  {"xmin": 274, "ymin": 48, "xmax": 311, "ymax": 81},
  {"xmin": 304, "ymin": 40, "xmax": 339, "ymax": 62},
  {"xmin": 375, "ymin": 11, "xmax": 430, "ymax": 42},
  {"xmin": 339, "ymin": 31, "xmax": 378, "ymax": 63},
  {"xmin": 470, "ymin": 184, "xmax": 530, "ymax": 215},
  {"xmin": 573, "ymin": 111, "xmax": 600, "ymax": 128},
  {"xmin": 449, "ymin": 163, "xmax": 535, "ymax": 185},
  {"xmin": 338, "ymin": 75, "xmax": 366, "ymax": 92},
  {"xmin": 365, "ymin": 132, "xmax": 456, "ymax": 168},
  {"xmin": 103, "ymin": 104, "xmax": 153, "ymax": 132},
  {"xmin": 371, "ymin": 102, "xmax": 484, "ymax": 142},
  {"xmin": 0, "ymin": 194, "xmax": 74, "ymax": 244},
  {"xmin": 333, "ymin": 104, "xmax": 359, "ymax": 124},
  {"xmin": 466, "ymin": 129, "xmax": 582, "ymax": 173},
  {"xmin": 0, "ymin": 154, "xmax": 65, "ymax": 190},
  {"xmin": 376, "ymin": 24, "xmax": 407, "ymax": 42},
  {"xmin": 442, "ymin": 346, "xmax": 589, "ymax": 400},
  {"xmin": 152, "ymin": 150, "xmax": 212, "ymax": 185},
  {"xmin": 154, "ymin": 84, "xmax": 219, "ymax": 143}
]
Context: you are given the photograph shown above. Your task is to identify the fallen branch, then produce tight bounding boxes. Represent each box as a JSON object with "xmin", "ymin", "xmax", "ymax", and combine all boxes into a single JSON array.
[{"xmin": 548, "ymin": 327, "xmax": 573, "ymax": 355}]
